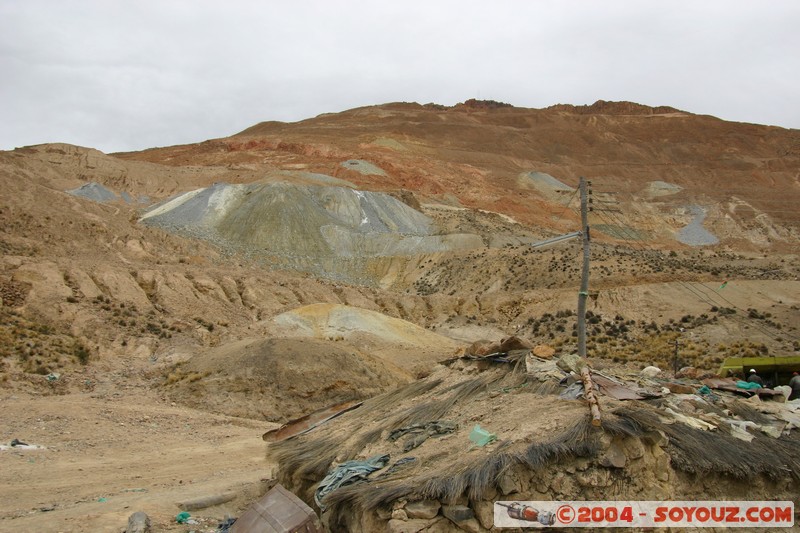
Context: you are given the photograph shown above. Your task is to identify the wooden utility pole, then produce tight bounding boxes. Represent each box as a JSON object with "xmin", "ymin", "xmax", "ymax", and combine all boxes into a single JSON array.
[
  {"xmin": 530, "ymin": 176, "xmax": 591, "ymax": 357},
  {"xmin": 530, "ymin": 176, "xmax": 599, "ymax": 426},
  {"xmin": 576, "ymin": 177, "xmax": 590, "ymax": 359},
  {"xmin": 576, "ymin": 177, "xmax": 601, "ymax": 426}
]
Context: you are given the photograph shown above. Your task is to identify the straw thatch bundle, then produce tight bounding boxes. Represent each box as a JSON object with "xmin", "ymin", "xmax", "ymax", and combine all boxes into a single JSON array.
[
  {"xmin": 268, "ymin": 357, "xmax": 800, "ymax": 532},
  {"xmin": 322, "ymin": 415, "xmax": 603, "ymax": 528},
  {"xmin": 613, "ymin": 406, "xmax": 800, "ymax": 480}
]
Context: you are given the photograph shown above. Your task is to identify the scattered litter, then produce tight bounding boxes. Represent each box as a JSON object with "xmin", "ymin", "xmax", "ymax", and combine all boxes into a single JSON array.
[
  {"xmin": 559, "ymin": 382, "xmax": 585, "ymax": 400},
  {"xmin": 264, "ymin": 358, "xmax": 800, "ymax": 531},
  {"xmin": 753, "ymin": 403, "xmax": 800, "ymax": 432},
  {"xmin": 787, "ymin": 399, "xmax": 800, "ymax": 412},
  {"xmin": 46, "ymin": 373, "xmax": 59, "ymax": 382},
  {"xmin": 663, "ymin": 408, "xmax": 717, "ymax": 431},
  {"xmin": 640, "ymin": 366, "xmax": 662, "ymax": 378},
  {"xmin": 176, "ymin": 511, "xmax": 191, "ymax": 524},
  {"xmin": 700, "ymin": 412, "xmax": 757, "ymax": 441},
  {"xmin": 703, "ymin": 377, "xmax": 754, "ymax": 397},
  {"xmin": 773, "ymin": 385, "xmax": 792, "ymax": 401},
  {"xmin": 388, "ymin": 420, "xmax": 457, "ymax": 452},
  {"xmin": 756, "ymin": 388, "xmax": 785, "ymax": 400},
  {"xmin": 469, "ymin": 424, "xmax": 497, "ymax": 447},
  {"xmin": 315, "ymin": 454, "xmax": 389, "ymax": 509},
  {"xmin": 760, "ymin": 423, "xmax": 785, "ymax": 439},
  {"xmin": 262, "ymin": 400, "xmax": 363, "ymax": 442},
  {"xmin": 233, "ymin": 484, "xmax": 321, "ymax": 532},
  {"xmin": 737, "ymin": 380, "xmax": 762, "ymax": 390},
  {"xmin": 591, "ymin": 372, "xmax": 657, "ymax": 400},
  {"xmin": 1, "ymin": 439, "xmax": 46, "ymax": 451},
  {"xmin": 525, "ymin": 358, "xmax": 565, "ymax": 381},
  {"xmin": 376, "ymin": 457, "xmax": 416, "ymax": 479},
  {"xmin": 663, "ymin": 382, "xmax": 696, "ymax": 395},
  {"xmin": 696, "ymin": 385, "xmax": 720, "ymax": 401},
  {"xmin": 97, "ymin": 497, "xmax": 108, "ymax": 503},
  {"xmin": 216, "ymin": 517, "xmax": 236, "ymax": 532},
  {"xmin": 728, "ymin": 422, "xmax": 756, "ymax": 442}
]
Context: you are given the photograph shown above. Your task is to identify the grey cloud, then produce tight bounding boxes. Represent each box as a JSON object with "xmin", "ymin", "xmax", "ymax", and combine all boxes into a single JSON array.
[{"xmin": 1, "ymin": 0, "xmax": 798, "ymax": 153}]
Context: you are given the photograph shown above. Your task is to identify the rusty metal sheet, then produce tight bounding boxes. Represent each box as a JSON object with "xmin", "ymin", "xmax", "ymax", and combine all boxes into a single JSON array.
[
  {"xmin": 230, "ymin": 484, "xmax": 322, "ymax": 533},
  {"xmin": 702, "ymin": 377, "xmax": 740, "ymax": 389},
  {"xmin": 591, "ymin": 372, "xmax": 654, "ymax": 400},
  {"xmin": 703, "ymin": 377, "xmax": 756, "ymax": 396},
  {"xmin": 757, "ymin": 388, "xmax": 785, "ymax": 399},
  {"xmin": 702, "ymin": 378, "xmax": 783, "ymax": 399},
  {"xmin": 262, "ymin": 400, "xmax": 362, "ymax": 442}
]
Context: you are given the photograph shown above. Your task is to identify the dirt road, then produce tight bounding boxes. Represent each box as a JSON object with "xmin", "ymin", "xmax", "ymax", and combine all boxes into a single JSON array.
[{"xmin": 0, "ymin": 380, "xmax": 277, "ymax": 533}]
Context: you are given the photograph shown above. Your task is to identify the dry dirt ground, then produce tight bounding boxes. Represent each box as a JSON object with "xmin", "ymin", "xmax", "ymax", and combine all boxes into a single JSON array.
[
  {"xmin": 0, "ymin": 373, "xmax": 278, "ymax": 533},
  {"xmin": 2, "ymin": 100, "xmax": 799, "ymax": 532}
]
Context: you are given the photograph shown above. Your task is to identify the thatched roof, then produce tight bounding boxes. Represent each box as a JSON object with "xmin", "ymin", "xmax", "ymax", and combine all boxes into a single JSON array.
[
  {"xmin": 266, "ymin": 354, "xmax": 800, "ymax": 529},
  {"xmin": 614, "ymin": 406, "xmax": 800, "ymax": 479}
]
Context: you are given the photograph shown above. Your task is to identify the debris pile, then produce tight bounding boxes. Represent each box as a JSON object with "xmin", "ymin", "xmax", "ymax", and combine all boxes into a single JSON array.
[{"xmin": 265, "ymin": 346, "xmax": 800, "ymax": 532}]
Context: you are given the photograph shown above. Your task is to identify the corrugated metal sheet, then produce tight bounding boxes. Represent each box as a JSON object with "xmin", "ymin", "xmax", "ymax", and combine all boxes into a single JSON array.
[
  {"xmin": 591, "ymin": 372, "xmax": 654, "ymax": 400},
  {"xmin": 262, "ymin": 400, "xmax": 362, "ymax": 442}
]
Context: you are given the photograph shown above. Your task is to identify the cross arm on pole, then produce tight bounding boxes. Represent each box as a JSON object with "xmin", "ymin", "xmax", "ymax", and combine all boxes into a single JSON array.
[{"xmin": 529, "ymin": 230, "xmax": 582, "ymax": 249}]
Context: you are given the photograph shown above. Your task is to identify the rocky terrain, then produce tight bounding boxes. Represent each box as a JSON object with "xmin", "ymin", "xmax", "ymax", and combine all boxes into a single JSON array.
[{"xmin": 1, "ymin": 100, "xmax": 799, "ymax": 531}]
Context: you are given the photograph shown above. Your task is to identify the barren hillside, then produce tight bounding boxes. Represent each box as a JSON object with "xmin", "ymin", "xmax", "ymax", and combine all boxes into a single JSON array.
[{"xmin": 1, "ymin": 100, "xmax": 799, "ymax": 531}]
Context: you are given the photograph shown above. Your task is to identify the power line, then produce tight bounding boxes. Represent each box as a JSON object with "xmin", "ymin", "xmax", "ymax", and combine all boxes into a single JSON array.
[
  {"xmin": 591, "ymin": 188, "xmax": 800, "ymax": 200},
  {"xmin": 536, "ymin": 184, "xmax": 797, "ymax": 342},
  {"xmin": 590, "ymin": 188, "xmax": 800, "ymax": 225},
  {"xmin": 707, "ymin": 210, "xmax": 800, "ymax": 215},
  {"xmin": 591, "ymin": 198, "xmax": 800, "ymax": 208},
  {"xmin": 593, "ymin": 208, "xmax": 770, "ymax": 337},
  {"xmin": 552, "ymin": 186, "xmax": 580, "ymax": 227},
  {"xmin": 589, "ymin": 206, "xmax": 798, "ymax": 343},
  {"xmin": 599, "ymin": 208, "xmax": 798, "ymax": 343}
]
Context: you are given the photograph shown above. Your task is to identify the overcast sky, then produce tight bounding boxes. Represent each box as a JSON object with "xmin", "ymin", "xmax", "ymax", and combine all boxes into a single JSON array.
[{"xmin": 1, "ymin": 1, "xmax": 798, "ymax": 153}]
